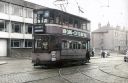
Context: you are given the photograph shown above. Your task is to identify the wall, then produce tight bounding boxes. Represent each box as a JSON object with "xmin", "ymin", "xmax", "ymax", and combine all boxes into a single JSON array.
[
  {"xmin": 0, "ymin": 39, "xmax": 7, "ymax": 56},
  {"xmin": 10, "ymin": 48, "xmax": 32, "ymax": 58},
  {"xmin": 104, "ymin": 30, "xmax": 114, "ymax": 50}
]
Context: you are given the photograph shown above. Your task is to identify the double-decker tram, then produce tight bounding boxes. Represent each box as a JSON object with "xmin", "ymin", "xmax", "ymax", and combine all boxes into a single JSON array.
[{"xmin": 32, "ymin": 8, "xmax": 91, "ymax": 66}]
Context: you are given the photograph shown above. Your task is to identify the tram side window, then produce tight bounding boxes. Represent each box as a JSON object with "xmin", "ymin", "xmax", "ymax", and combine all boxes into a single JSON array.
[
  {"xmin": 62, "ymin": 40, "xmax": 68, "ymax": 49},
  {"xmin": 74, "ymin": 19, "xmax": 78, "ymax": 28},
  {"xmin": 69, "ymin": 17, "xmax": 73, "ymax": 27},
  {"xmin": 62, "ymin": 41, "xmax": 82, "ymax": 49},
  {"xmin": 44, "ymin": 19, "xmax": 48, "ymax": 23},
  {"xmin": 43, "ymin": 11, "xmax": 49, "ymax": 23},
  {"xmin": 55, "ymin": 16, "xmax": 59, "ymax": 24},
  {"xmin": 49, "ymin": 11, "xmax": 54, "ymax": 24},
  {"xmin": 36, "ymin": 10, "xmax": 50, "ymax": 24},
  {"xmin": 54, "ymin": 12, "xmax": 59, "ymax": 24},
  {"xmin": 68, "ymin": 41, "xmax": 82, "ymax": 49},
  {"xmin": 69, "ymin": 41, "xmax": 73, "ymax": 49},
  {"xmin": 87, "ymin": 23, "xmax": 90, "ymax": 31},
  {"xmin": 82, "ymin": 23, "xmax": 87, "ymax": 30},
  {"xmin": 44, "ymin": 11, "xmax": 49, "ymax": 17},
  {"xmin": 36, "ymin": 14, "xmax": 42, "ymax": 23},
  {"xmin": 63, "ymin": 15, "xmax": 69, "ymax": 26},
  {"xmin": 82, "ymin": 42, "xmax": 86, "ymax": 49},
  {"xmin": 73, "ymin": 42, "xmax": 77, "ymax": 49},
  {"xmin": 78, "ymin": 42, "xmax": 81, "ymax": 49}
]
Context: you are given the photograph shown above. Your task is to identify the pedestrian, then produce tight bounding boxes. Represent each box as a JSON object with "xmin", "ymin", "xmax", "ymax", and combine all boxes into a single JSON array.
[
  {"xmin": 92, "ymin": 50, "xmax": 94, "ymax": 57},
  {"xmin": 86, "ymin": 50, "xmax": 90, "ymax": 62},
  {"xmin": 101, "ymin": 51, "xmax": 105, "ymax": 58}
]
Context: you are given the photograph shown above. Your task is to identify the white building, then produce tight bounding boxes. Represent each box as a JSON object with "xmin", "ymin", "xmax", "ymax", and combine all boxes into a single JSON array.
[
  {"xmin": 92, "ymin": 23, "xmax": 127, "ymax": 53},
  {"xmin": 0, "ymin": 0, "xmax": 44, "ymax": 57}
]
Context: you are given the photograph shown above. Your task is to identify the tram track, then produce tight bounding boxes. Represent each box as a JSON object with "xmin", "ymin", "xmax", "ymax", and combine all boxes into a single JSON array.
[
  {"xmin": 23, "ymin": 67, "xmax": 77, "ymax": 83},
  {"xmin": 77, "ymin": 62, "xmax": 128, "ymax": 83},
  {"xmin": 98, "ymin": 63, "xmax": 128, "ymax": 79},
  {"xmin": 58, "ymin": 65, "xmax": 108, "ymax": 83},
  {"xmin": 58, "ymin": 68, "xmax": 73, "ymax": 83},
  {"xmin": 25, "ymin": 68, "xmax": 74, "ymax": 83},
  {"xmin": 77, "ymin": 66, "xmax": 108, "ymax": 83}
]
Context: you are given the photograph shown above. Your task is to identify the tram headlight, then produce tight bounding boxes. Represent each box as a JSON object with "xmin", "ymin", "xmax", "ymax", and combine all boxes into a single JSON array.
[
  {"xmin": 51, "ymin": 51, "xmax": 56, "ymax": 61},
  {"xmin": 51, "ymin": 51, "xmax": 56, "ymax": 57}
]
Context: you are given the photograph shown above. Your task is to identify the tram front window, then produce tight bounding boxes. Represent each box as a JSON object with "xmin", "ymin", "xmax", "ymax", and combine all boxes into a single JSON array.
[
  {"xmin": 35, "ymin": 36, "xmax": 49, "ymax": 52},
  {"xmin": 37, "ymin": 40, "xmax": 48, "ymax": 50},
  {"xmin": 42, "ymin": 42, "xmax": 48, "ymax": 49},
  {"xmin": 34, "ymin": 35, "xmax": 59, "ymax": 53}
]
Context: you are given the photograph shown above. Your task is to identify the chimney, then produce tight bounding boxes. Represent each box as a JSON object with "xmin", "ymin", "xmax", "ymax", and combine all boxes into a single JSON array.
[
  {"xmin": 116, "ymin": 25, "xmax": 120, "ymax": 30},
  {"xmin": 123, "ymin": 26, "xmax": 125, "ymax": 31},
  {"xmin": 98, "ymin": 23, "xmax": 101, "ymax": 28},
  {"xmin": 107, "ymin": 22, "xmax": 110, "ymax": 27}
]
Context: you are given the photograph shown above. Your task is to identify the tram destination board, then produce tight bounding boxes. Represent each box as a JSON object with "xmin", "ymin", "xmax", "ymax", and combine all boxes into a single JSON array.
[{"xmin": 34, "ymin": 24, "xmax": 45, "ymax": 34}]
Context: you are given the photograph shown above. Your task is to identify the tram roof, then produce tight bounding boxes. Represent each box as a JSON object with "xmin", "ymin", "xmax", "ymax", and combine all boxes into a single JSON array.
[{"xmin": 34, "ymin": 8, "xmax": 90, "ymax": 23}]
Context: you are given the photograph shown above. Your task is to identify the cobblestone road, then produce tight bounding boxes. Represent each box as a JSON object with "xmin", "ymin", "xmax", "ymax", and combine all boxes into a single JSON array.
[{"xmin": 0, "ymin": 53, "xmax": 128, "ymax": 83}]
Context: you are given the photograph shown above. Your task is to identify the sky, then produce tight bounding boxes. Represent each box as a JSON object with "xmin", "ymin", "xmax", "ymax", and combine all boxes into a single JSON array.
[{"xmin": 25, "ymin": 0, "xmax": 128, "ymax": 31}]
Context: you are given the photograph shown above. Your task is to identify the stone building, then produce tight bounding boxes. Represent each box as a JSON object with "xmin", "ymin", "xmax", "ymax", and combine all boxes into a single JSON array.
[
  {"xmin": 92, "ymin": 23, "xmax": 127, "ymax": 53},
  {"xmin": 0, "ymin": 0, "xmax": 45, "ymax": 57}
]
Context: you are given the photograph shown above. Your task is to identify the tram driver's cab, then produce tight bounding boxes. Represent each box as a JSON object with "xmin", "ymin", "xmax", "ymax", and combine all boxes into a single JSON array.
[{"xmin": 34, "ymin": 35, "xmax": 60, "ymax": 53}]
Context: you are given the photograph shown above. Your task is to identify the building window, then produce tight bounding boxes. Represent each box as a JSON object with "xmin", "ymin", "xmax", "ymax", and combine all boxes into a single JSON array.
[
  {"xmin": 27, "ymin": 8, "xmax": 33, "ymax": 18},
  {"xmin": 11, "ymin": 5, "xmax": 22, "ymax": 16},
  {"xmin": 24, "ymin": 8, "xmax": 27, "ymax": 18},
  {"xmin": 25, "ymin": 40, "xmax": 32, "ymax": 47},
  {"xmin": 11, "ymin": 40, "xmax": 20, "ymax": 47},
  {"xmin": 0, "ymin": 2, "xmax": 8, "ymax": 14},
  {"xmin": 26, "ymin": 24, "xmax": 33, "ymax": 34},
  {"xmin": 12, "ymin": 23, "xmax": 22, "ymax": 33},
  {"xmin": 0, "ymin": 20, "xmax": 6, "ymax": 32},
  {"xmin": 4, "ymin": 3, "xmax": 8, "ymax": 14},
  {"xmin": 24, "ymin": 8, "xmax": 33, "ymax": 18},
  {"xmin": 0, "ymin": 2, "xmax": 4, "ymax": 13}
]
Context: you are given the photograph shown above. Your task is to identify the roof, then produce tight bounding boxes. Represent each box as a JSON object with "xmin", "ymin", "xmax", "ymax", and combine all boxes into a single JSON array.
[
  {"xmin": 1, "ymin": 0, "xmax": 45, "ymax": 9},
  {"xmin": 92, "ymin": 25, "xmax": 126, "ymax": 33},
  {"xmin": 92, "ymin": 26, "xmax": 112, "ymax": 33},
  {"xmin": 92, "ymin": 29, "xmax": 108, "ymax": 33}
]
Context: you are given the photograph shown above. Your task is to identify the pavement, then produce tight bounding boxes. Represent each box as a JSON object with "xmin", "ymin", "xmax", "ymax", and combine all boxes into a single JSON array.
[
  {"xmin": 0, "ymin": 56, "xmax": 15, "ymax": 65},
  {"xmin": 0, "ymin": 61, "xmax": 7, "ymax": 65},
  {"xmin": 91, "ymin": 52, "xmax": 125, "ymax": 59}
]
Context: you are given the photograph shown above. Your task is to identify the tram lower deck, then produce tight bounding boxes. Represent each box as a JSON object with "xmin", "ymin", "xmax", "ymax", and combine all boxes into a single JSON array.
[{"xmin": 32, "ymin": 49, "xmax": 87, "ymax": 66}]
